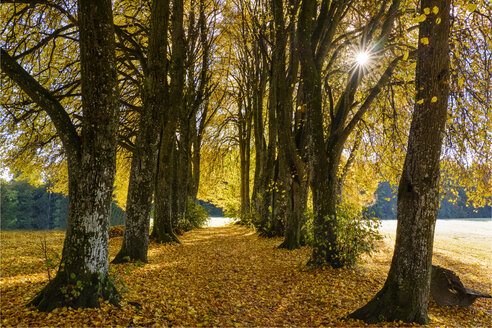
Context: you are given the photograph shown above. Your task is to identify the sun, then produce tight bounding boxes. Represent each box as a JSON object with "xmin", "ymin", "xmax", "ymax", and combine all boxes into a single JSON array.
[{"xmin": 355, "ymin": 51, "xmax": 370, "ymax": 66}]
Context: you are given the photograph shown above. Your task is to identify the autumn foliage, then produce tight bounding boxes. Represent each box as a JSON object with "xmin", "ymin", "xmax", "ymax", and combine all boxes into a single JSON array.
[{"xmin": 1, "ymin": 226, "xmax": 490, "ymax": 327}]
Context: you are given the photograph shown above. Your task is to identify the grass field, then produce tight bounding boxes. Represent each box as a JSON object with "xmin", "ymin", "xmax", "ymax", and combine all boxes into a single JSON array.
[{"xmin": 1, "ymin": 226, "xmax": 491, "ymax": 327}]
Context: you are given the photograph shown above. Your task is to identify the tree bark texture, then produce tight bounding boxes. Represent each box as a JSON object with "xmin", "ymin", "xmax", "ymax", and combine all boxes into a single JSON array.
[
  {"xmin": 349, "ymin": 0, "xmax": 451, "ymax": 323},
  {"xmin": 255, "ymin": 78, "xmax": 283, "ymax": 237},
  {"xmin": 298, "ymin": 0, "xmax": 343, "ymax": 264},
  {"xmin": 152, "ymin": 138, "xmax": 180, "ymax": 243},
  {"xmin": 175, "ymin": 126, "xmax": 191, "ymax": 231},
  {"xmin": 153, "ymin": 0, "xmax": 186, "ymax": 243},
  {"xmin": 113, "ymin": 0, "xmax": 170, "ymax": 264},
  {"xmin": 26, "ymin": 0, "xmax": 120, "ymax": 310}
]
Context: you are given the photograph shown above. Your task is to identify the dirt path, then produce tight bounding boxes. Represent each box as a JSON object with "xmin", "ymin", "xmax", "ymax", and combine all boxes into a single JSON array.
[{"xmin": 1, "ymin": 226, "xmax": 491, "ymax": 327}]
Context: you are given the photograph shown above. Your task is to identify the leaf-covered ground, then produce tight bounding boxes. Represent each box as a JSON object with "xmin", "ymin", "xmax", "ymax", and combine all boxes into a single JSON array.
[{"xmin": 1, "ymin": 225, "xmax": 491, "ymax": 327}]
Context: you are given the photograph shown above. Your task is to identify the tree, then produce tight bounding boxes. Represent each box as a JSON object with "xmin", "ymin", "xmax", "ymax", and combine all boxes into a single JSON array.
[
  {"xmin": 174, "ymin": 0, "xmax": 217, "ymax": 232},
  {"xmin": 271, "ymin": 0, "xmax": 309, "ymax": 250},
  {"xmin": 349, "ymin": 0, "xmax": 451, "ymax": 323},
  {"xmin": 152, "ymin": 0, "xmax": 186, "ymax": 244},
  {"xmin": 1, "ymin": 0, "xmax": 120, "ymax": 311},
  {"xmin": 297, "ymin": 0, "xmax": 403, "ymax": 267},
  {"xmin": 113, "ymin": 0, "xmax": 171, "ymax": 263}
]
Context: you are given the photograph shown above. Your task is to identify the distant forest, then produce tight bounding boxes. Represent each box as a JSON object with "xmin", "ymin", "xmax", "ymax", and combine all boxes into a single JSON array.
[
  {"xmin": 0, "ymin": 180, "xmax": 224, "ymax": 230},
  {"xmin": 1, "ymin": 180, "xmax": 125, "ymax": 230},
  {"xmin": 1, "ymin": 180, "xmax": 489, "ymax": 230},
  {"xmin": 369, "ymin": 182, "xmax": 491, "ymax": 219}
]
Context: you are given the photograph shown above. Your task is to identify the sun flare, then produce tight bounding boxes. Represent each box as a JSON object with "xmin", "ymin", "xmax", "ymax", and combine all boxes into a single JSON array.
[{"xmin": 355, "ymin": 51, "xmax": 370, "ymax": 66}]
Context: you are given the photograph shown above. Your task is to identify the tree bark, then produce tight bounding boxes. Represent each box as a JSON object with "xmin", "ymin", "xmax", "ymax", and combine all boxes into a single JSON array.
[
  {"xmin": 153, "ymin": 0, "xmax": 186, "ymax": 243},
  {"xmin": 251, "ymin": 43, "xmax": 274, "ymax": 232},
  {"xmin": 14, "ymin": 0, "xmax": 121, "ymax": 311},
  {"xmin": 175, "ymin": 122, "xmax": 191, "ymax": 231},
  {"xmin": 269, "ymin": 0, "xmax": 307, "ymax": 250},
  {"xmin": 349, "ymin": 0, "xmax": 451, "ymax": 323},
  {"xmin": 152, "ymin": 137, "xmax": 180, "ymax": 243},
  {"xmin": 113, "ymin": 0, "xmax": 170, "ymax": 263}
]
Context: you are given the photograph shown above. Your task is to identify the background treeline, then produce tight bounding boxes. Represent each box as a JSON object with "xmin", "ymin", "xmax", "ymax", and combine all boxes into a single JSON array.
[
  {"xmin": 369, "ymin": 182, "xmax": 491, "ymax": 219},
  {"xmin": 3, "ymin": 178, "xmax": 488, "ymax": 232},
  {"xmin": 0, "ymin": 180, "xmax": 224, "ymax": 231},
  {"xmin": 1, "ymin": 180, "xmax": 125, "ymax": 230}
]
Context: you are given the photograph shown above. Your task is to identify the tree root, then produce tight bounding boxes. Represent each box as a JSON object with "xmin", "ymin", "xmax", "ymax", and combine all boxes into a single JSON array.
[
  {"xmin": 348, "ymin": 284, "xmax": 429, "ymax": 324},
  {"xmin": 29, "ymin": 272, "xmax": 120, "ymax": 312},
  {"xmin": 278, "ymin": 238, "xmax": 300, "ymax": 250},
  {"xmin": 112, "ymin": 247, "xmax": 148, "ymax": 264}
]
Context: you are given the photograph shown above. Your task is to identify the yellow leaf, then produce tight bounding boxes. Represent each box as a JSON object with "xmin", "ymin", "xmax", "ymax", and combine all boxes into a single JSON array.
[
  {"xmin": 423, "ymin": 7, "xmax": 431, "ymax": 15},
  {"xmin": 416, "ymin": 14, "xmax": 427, "ymax": 22},
  {"xmin": 403, "ymin": 51, "xmax": 409, "ymax": 61},
  {"xmin": 432, "ymin": 6, "xmax": 439, "ymax": 14},
  {"xmin": 436, "ymin": 17, "xmax": 441, "ymax": 24},
  {"xmin": 467, "ymin": 3, "xmax": 477, "ymax": 12},
  {"xmin": 431, "ymin": 96, "xmax": 437, "ymax": 103},
  {"xmin": 417, "ymin": 99, "xmax": 424, "ymax": 104},
  {"xmin": 421, "ymin": 37, "xmax": 429, "ymax": 45}
]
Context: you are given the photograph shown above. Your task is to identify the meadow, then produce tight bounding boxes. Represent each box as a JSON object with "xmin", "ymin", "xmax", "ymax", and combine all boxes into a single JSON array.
[{"xmin": 1, "ymin": 225, "xmax": 491, "ymax": 327}]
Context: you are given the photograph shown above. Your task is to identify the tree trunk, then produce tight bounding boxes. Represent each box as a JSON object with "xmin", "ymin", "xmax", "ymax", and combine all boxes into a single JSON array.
[
  {"xmin": 189, "ymin": 113, "xmax": 201, "ymax": 200},
  {"xmin": 152, "ymin": 137, "xmax": 180, "ymax": 243},
  {"xmin": 113, "ymin": 0, "xmax": 170, "ymax": 264},
  {"xmin": 175, "ymin": 122, "xmax": 191, "ymax": 231},
  {"xmin": 188, "ymin": 0, "xmax": 211, "ymax": 201},
  {"xmin": 349, "ymin": 0, "xmax": 451, "ymax": 323},
  {"xmin": 310, "ymin": 141, "xmax": 347, "ymax": 266},
  {"xmin": 255, "ymin": 92, "xmax": 282, "ymax": 237},
  {"xmin": 238, "ymin": 104, "xmax": 252, "ymax": 221},
  {"xmin": 153, "ymin": 0, "xmax": 185, "ymax": 243},
  {"xmin": 251, "ymin": 53, "xmax": 270, "ymax": 227},
  {"xmin": 30, "ymin": 0, "xmax": 120, "ymax": 311},
  {"xmin": 299, "ymin": 0, "xmax": 400, "ymax": 268}
]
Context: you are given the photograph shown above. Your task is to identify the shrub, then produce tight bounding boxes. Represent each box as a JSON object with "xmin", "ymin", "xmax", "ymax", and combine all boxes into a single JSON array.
[
  {"xmin": 176, "ymin": 198, "xmax": 209, "ymax": 232},
  {"xmin": 303, "ymin": 205, "xmax": 382, "ymax": 266}
]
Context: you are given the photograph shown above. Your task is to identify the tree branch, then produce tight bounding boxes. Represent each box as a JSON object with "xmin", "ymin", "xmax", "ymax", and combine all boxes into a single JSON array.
[
  {"xmin": 1, "ymin": 47, "xmax": 81, "ymax": 160},
  {"xmin": 341, "ymin": 52, "xmax": 413, "ymax": 141}
]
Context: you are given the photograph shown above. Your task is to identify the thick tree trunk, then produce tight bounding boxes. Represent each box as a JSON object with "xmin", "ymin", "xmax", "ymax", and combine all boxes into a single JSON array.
[
  {"xmin": 113, "ymin": 0, "xmax": 170, "ymax": 264},
  {"xmin": 269, "ymin": 0, "xmax": 307, "ymax": 250},
  {"xmin": 349, "ymin": 0, "xmax": 451, "ymax": 323},
  {"xmin": 152, "ymin": 138, "xmax": 180, "ymax": 243},
  {"xmin": 310, "ymin": 142, "xmax": 349, "ymax": 267},
  {"xmin": 112, "ymin": 141, "xmax": 155, "ymax": 263},
  {"xmin": 251, "ymin": 59, "xmax": 270, "ymax": 226},
  {"xmin": 31, "ymin": 164, "xmax": 120, "ymax": 310},
  {"xmin": 299, "ymin": 0, "xmax": 400, "ymax": 267},
  {"xmin": 30, "ymin": 0, "xmax": 120, "ymax": 311},
  {"xmin": 255, "ymin": 107, "xmax": 282, "ymax": 237},
  {"xmin": 153, "ymin": 0, "xmax": 185, "ymax": 243},
  {"xmin": 279, "ymin": 175, "xmax": 308, "ymax": 249}
]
